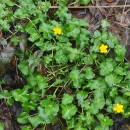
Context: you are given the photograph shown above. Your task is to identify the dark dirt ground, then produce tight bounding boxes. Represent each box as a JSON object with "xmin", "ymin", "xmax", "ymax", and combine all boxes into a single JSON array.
[{"xmin": 0, "ymin": 0, "xmax": 130, "ymax": 130}]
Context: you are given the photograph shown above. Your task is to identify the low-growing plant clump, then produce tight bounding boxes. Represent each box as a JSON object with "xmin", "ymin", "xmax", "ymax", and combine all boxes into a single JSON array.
[{"xmin": 0, "ymin": 0, "xmax": 130, "ymax": 130}]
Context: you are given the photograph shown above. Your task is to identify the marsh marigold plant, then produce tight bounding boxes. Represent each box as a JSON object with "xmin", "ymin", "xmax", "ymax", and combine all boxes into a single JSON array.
[{"xmin": 0, "ymin": 1, "xmax": 130, "ymax": 129}]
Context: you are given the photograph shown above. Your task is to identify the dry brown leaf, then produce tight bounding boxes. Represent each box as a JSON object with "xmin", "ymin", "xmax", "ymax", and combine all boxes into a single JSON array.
[
  {"xmin": 106, "ymin": 0, "xmax": 114, "ymax": 3},
  {"xmin": 116, "ymin": 13, "xmax": 130, "ymax": 26}
]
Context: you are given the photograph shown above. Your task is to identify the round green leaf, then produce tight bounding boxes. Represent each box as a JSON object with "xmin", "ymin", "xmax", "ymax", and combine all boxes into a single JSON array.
[
  {"xmin": 18, "ymin": 61, "xmax": 29, "ymax": 76},
  {"xmin": 100, "ymin": 62, "xmax": 113, "ymax": 76},
  {"xmin": 62, "ymin": 94, "xmax": 74, "ymax": 105},
  {"xmin": 62, "ymin": 104, "xmax": 77, "ymax": 120},
  {"xmin": 105, "ymin": 74, "xmax": 122, "ymax": 86},
  {"xmin": 85, "ymin": 67, "xmax": 95, "ymax": 79},
  {"xmin": 17, "ymin": 112, "xmax": 29, "ymax": 124}
]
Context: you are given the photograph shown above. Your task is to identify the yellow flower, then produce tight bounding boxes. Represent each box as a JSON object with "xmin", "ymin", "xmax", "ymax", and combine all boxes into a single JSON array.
[
  {"xmin": 53, "ymin": 27, "xmax": 62, "ymax": 35},
  {"xmin": 113, "ymin": 103, "xmax": 124, "ymax": 113},
  {"xmin": 99, "ymin": 44, "xmax": 108, "ymax": 53}
]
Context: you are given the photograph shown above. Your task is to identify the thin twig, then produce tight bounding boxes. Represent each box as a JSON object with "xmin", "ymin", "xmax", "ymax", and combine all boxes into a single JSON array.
[
  {"xmin": 125, "ymin": 8, "xmax": 130, "ymax": 13},
  {"xmin": 49, "ymin": 5, "xmax": 130, "ymax": 9},
  {"xmin": 6, "ymin": 30, "xmax": 18, "ymax": 40},
  {"xmin": 121, "ymin": 0, "xmax": 128, "ymax": 23},
  {"xmin": 112, "ymin": 21, "xmax": 130, "ymax": 30},
  {"xmin": 113, "ymin": 84, "xmax": 130, "ymax": 92}
]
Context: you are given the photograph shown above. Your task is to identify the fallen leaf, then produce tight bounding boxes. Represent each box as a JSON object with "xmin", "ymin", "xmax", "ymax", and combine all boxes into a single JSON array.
[{"xmin": 106, "ymin": 0, "xmax": 114, "ymax": 3}]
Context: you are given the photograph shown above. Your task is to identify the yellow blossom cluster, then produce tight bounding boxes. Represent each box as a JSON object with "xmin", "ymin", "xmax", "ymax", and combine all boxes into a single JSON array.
[
  {"xmin": 53, "ymin": 27, "xmax": 62, "ymax": 35},
  {"xmin": 99, "ymin": 44, "xmax": 108, "ymax": 53},
  {"xmin": 113, "ymin": 103, "xmax": 124, "ymax": 113}
]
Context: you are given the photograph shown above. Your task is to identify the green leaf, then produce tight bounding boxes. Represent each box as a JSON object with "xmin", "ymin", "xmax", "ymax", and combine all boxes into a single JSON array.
[
  {"xmin": 36, "ymin": 75, "xmax": 48, "ymax": 89},
  {"xmin": 21, "ymin": 126, "xmax": 32, "ymax": 130},
  {"xmin": 44, "ymin": 54, "xmax": 53, "ymax": 65},
  {"xmin": 90, "ymin": 43, "xmax": 100, "ymax": 53},
  {"xmin": 30, "ymin": 92, "xmax": 39, "ymax": 102},
  {"xmin": 3, "ymin": 0, "xmax": 15, "ymax": 6},
  {"xmin": 115, "ymin": 96, "xmax": 129, "ymax": 105},
  {"xmin": 124, "ymin": 92, "xmax": 130, "ymax": 97},
  {"xmin": 94, "ymin": 86, "xmax": 106, "ymax": 98},
  {"xmin": 85, "ymin": 112, "xmax": 94, "ymax": 125},
  {"xmin": 2, "ymin": 90, "xmax": 10, "ymax": 97},
  {"xmin": 78, "ymin": 113, "xmax": 93, "ymax": 127},
  {"xmin": 7, "ymin": 97, "xmax": 14, "ymax": 105},
  {"xmin": 66, "ymin": 118, "xmax": 75, "ymax": 129},
  {"xmin": 81, "ymin": 0, "xmax": 90, "ymax": 5},
  {"xmin": 62, "ymin": 104, "xmax": 77, "ymax": 120},
  {"xmin": 89, "ymin": 103, "xmax": 99, "ymax": 114},
  {"xmin": 88, "ymin": 90, "xmax": 105, "ymax": 114},
  {"xmin": 125, "ymin": 71, "xmax": 130, "ymax": 80},
  {"xmin": 62, "ymin": 94, "xmax": 74, "ymax": 105},
  {"xmin": 27, "ymin": 74, "xmax": 37, "ymax": 87},
  {"xmin": 70, "ymin": 68, "xmax": 84, "ymax": 88},
  {"xmin": 28, "ymin": 115, "xmax": 42, "ymax": 128},
  {"xmin": 25, "ymin": 22, "xmax": 34, "ymax": 33},
  {"xmin": 78, "ymin": 112, "xmax": 94, "ymax": 126},
  {"xmin": 81, "ymin": 100, "xmax": 90, "ymax": 110},
  {"xmin": 0, "ymin": 122, "xmax": 4, "ymax": 130},
  {"xmin": 93, "ymin": 30, "xmax": 101, "ymax": 38},
  {"xmin": 86, "ymin": 79, "xmax": 100, "ymax": 89},
  {"xmin": 39, "ymin": 22, "xmax": 52, "ymax": 39},
  {"xmin": 69, "ymin": 18, "xmax": 89, "ymax": 27},
  {"xmin": 106, "ymin": 33, "xmax": 118, "ymax": 48},
  {"xmin": 114, "ymin": 45, "xmax": 126, "ymax": 61},
  {"xmin": 17, "ymin": 112, "xmax": 29, "ymax": 124},
  {"xmin": 37, "ymin": 1, "xmax": 50, "ymax": 12},
  {"xmin": 93, "ymin": 97, "xmax": 105, "ymax": 110},
  {"xmin": 14, "ymin": 8, "xmax": 29, "ymax": 18},
  {"xmin": 28, "ymin": 32, "xmax": 40, "ymax": 42},
  {"xmin": 110, "ymin": 87, "xmax": 118, "ymax": 98},
  {"xmin": 75, "ymin": 125, "xmax": 86, "ymax": 130},
  {"xmin": 99, "ymin": 61, "xmax": 113, "ymax": 76},
  {"xmin": 67, "ymin": 48, "xmax": 81, "ymax": 62},
  {"xmin": 76, "ymin": 91, "xmax": 88, "ymax": 106},
  {"xmin": 71, "ymin": 28, "xmax": 80, "ymax": 38},
  {"xmin": 18, "ymin": 61, "xmax": 29, "ymax": 75},
  {"xmin": 85, "ymin": 67, "xmax": 95, "ymax": 79},
  {"xmin": 38, "ymin": 106, "xmax": 51, "ymax": 124},
  {"xmin": 101, "ymin": 20, "xmax": 110, "ymax": 28},
  {"xmin": 22, "ymin": 101, "xmax": 37, "ymax": 111},
  {"xmin": 12, "ymin": 87, "xmax": 29, "ymax": 102},
  {"xmin": 97, "ymin": 114, "xmax": 113, "ymax": 126},
  {"xmin": 105, "ymin": 74, "xmax": 122, "ymax": 86},
  {"xmin": 45, "ymin": 102, "xmax": 59, "ymax": 117},
  {"xmin": 40, "ymin": 99, "xmax": 59, "ymax": 117},
  {"xmin": 101, "ymin": 30, "xmax": 108, "ymax": 42},
  {"xmin": 95, "ymin": 125, "xmax": 109, "ymax": 130},
  {"xmin": 56, "ymin": 7, "xmax": 71, "ymax": 21},
  {"xmin": 0, "ymin": 91, "xmax": 6, "ymax": 99},
  {"xmin": 79, "ymin": 19, "xmax": 89, "ymax": 27},
  {"xmin": 114, "ymin": 67, "xmax": 126, "ymax": 75},
  {"xmin": 55, "ymin": 50, "xmax": 68, "ymax": 64},
  {"xmin": 115, "ymin": 45, "xmax": 126, "ymax": 56},
  {"xmin": 11, "ymin": 36, "xmax": 20, "ymax": 45},
  {"xmin": 57, "ymin": 0, "xmax": 68, "ymax": 6},
  {"xmin": 81, "ymin": 55, "xmax": 93, "ymax": 65}
]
